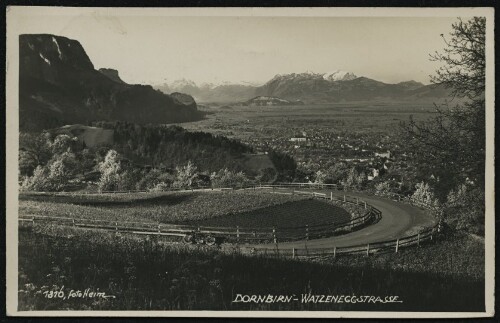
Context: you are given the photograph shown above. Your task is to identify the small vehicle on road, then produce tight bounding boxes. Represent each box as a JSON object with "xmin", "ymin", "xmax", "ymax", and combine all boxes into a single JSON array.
[{"xmin": 183, "ymin": 230, "xmax": 224, "ymax": 246}]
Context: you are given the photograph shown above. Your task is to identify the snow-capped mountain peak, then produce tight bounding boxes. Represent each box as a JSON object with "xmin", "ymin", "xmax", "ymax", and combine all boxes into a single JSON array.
[
  {"xmin": 322, "ymin": 70, "xmax": 358, "ymax": 82},
  {"xmin": 170, "ymin": 78, "xmax": 198, "ymax": 88},
  {"xmin": 269, "ymin": 70, "xmax": 358, "ymax": 83}
]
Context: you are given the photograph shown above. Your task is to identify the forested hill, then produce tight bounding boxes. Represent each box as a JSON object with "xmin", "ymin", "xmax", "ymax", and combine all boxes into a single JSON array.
[
  {"xmin": 83, "ymin": 122, "xmax": 255, "ymax": 173},
  {"xmin": 106, "ymin": 123, "xmax": 297, "ymax": 180}
]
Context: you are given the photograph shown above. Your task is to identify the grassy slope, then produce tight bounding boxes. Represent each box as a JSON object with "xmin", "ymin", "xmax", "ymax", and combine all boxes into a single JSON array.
[
  {"xmin": 241, "ymin": 153, "xmax": 275, "ymax": 174},
  {"xmin": 190, "ymin": 199, "xmax": 350, "ymax": 228},
  {"xmin": 19, "ymin": 191, "xmax": 309, "ymax": 224},
  {"xmin": 315, "ymin": 231, "xmax": 485, "ymax": 281},
  {"xmin": 18, "ymin": 227, "xmax": 484, "ymax": 311},
  {"xmin": 55, "ymin": 125, "xmax": 114, "ymax": 147}
]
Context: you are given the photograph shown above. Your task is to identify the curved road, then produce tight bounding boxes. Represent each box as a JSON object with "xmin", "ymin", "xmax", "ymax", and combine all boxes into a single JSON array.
[{"xmin": 243, "ymin": 190, "xmax": 436, "ymax": 250}]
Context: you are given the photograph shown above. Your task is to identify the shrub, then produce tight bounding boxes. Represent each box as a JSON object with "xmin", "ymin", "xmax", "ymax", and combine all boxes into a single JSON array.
[
  {"xmin": 375, "ymin": 181, "xmax": 392, "ymax": 195},
  {"xmin": 411, "ymin": 182, "xmax": 438, "ymax": 206},
  {"xmin": 210, "ymin": 168, "xmax": 250, "ymax": 188},
  {"xmin": 443, "ymin": 183, "xmax": 484, "ymax": 235},
  {"xmin": 21, "ymin": 151, "xmax": 78, "ymax": 192},
  {"xmin": 21, "ymin": 165, "xmax": 53, "ymax": 191}
]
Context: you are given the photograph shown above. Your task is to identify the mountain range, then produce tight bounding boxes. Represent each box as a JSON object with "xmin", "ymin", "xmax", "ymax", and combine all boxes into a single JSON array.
[
  {"xmin": 19, "ymin": 33, "xmax": 452, "ymax": 134},
  {"xmin": 155, "ymin": 80, "xmax": 257, "ymax": 105},
  {"xmin": 19, "ymin": 34, "xmax": 201, "ymax": 132},
  {"xmin": 155, "ymin": 71, "xmax": 450, "ymax": 104}
]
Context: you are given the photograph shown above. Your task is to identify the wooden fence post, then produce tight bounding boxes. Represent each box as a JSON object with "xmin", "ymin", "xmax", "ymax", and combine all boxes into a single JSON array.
[
  {"xmin": 32, "ymin": 216, "xmax": 35, "ymax": 226},
  {"xmin": 72, "ymin": 219, "xmax": 75, "ymax": 227},
  {"xmin": 366, "ymin": 244, "xmax": 370, "ymax": 256},
  {"xmin": 292, "ymin": 248, "xmax": 296, "ymax": 259},
  {"xmin": 237, "ymin": 226, "xmax": 240, "ymax": 244},
  {"xmin": 333, "ymin": 246, "xmax": 337, "ymax": 258},
  {"xmin": 158, "ymin": 223, "xmax": 161, "ymax": 233},
  {"xmin": 364, "ymin": 201, "xmax": 367, "ymax": 209},
  {"xmin": 115, "ymin": 222, "xmax": 118, "ymax": 232},
  {"xmin": 395, "ymin": 239, "xmax": 399, "ymax": 253},
  {"xmin": 343, "ymin": 195, "xmax": 346, "ymax": 202},
  {"xmin": 273, "ymin": 227, "xmax": 276, "ymax": 244},
  {"xmin": 356, "ymin": 197, "xmax": 359, "ymax": 205},
  {"xmin": 305, "ymin": 225, "xmax": 309, "ymax": 240},
  {"xmin": 330, "ymin": 192, "xmax": 333, "ymax": 201}
]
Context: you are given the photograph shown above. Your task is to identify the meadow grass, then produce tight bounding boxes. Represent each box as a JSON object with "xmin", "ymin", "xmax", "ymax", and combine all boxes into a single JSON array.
[
  {"xmin": 18, "ymin": 226, "xmax": 484, "ymax": 312},
  {"xmin": 188, "ymin": 199, "xmax": 350, "ymax": 228},
  {"xmin": 19, "ymin": 191, "xmax": 308, "ymax": 224}
]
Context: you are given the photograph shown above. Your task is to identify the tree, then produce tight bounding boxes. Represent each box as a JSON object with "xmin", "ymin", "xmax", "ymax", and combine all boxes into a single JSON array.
[
  {"xmin": 137, "ymin": 168, "xmax": 163, "ymax": 191},
  {"xmin": 50, "ymin": 134, "xmax": 79, "ymax": 155},
  {"xmin": 21, "ymin": 165, "xmax": 51, "ymax": 191},
  {"xmin": 21, "ymin": 151, "xmax": 78, "ymax": 191},
  {"xmin": 342, "ymin": 167, "xmax": 359, "ymax": 190},
  {"xmin": 402, "ymin": 17, "xmax": 486, "ymax": 200},
  {"xmin": 355, "ymin": 171, "xmax": 367, "ymax": 189},
  {"xmin": 314, "ymin": 170, "xmax": 327, "ymax": 184},
  {"xmin": 19, "ymin": 132, "xmax": 52, "ymax": 176},
  {"xmin": 268, "ymin": 151, "xmax": 297, "ymax": 181},
  {"xmin": 97, "ymin": 150, "xmax": 122, "ymax": 192},
  {"xmin": 411, "ymin": 181, "xmax": 438, "ymax": 207},
  {"xmin": 118, "ymin": 168, "xmax": 144, "ymax": 191},
  {"xmin": 47, "ymin": 151, "xmax": 77, "ymax": 190},
  {"xmin": 173, "ymin": 161, "xmax": 198, "ymax": 188},
  {"xmin": 256, "ymin": 167, "xmax": 278, "ymax": 184},
  {"xmin": 322, "ymin": 162, "xmax": 349, "ymax": 184}
]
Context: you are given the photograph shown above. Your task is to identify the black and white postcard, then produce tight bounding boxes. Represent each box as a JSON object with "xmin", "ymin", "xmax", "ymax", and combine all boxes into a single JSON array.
[{"xmin": 5, "ymin": 6, "xmax": 495, "ymax": 318}]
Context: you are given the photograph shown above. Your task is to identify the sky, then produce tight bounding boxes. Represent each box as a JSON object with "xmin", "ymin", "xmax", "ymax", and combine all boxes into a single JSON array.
[{"xmin": 10, "ymin": 8, "xmax": 461, "ymax": 86}]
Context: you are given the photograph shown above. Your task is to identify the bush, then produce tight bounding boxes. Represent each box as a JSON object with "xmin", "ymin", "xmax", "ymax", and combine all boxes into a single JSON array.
[
  {"xmin": 411, "ymin": 182, "xmax": 439, "ymax": 207},
  {"xmin": 149, "ymin": 181, "xmax": 171, "ymax": 192},
  {"xmin": 21, "ymin": 166, "xmax": 53, "ymax": 191},
  {"xmin": 117, "ymin": 169, "xmax": 143, "ymax": 191},
  {"xmin": 443, "ymin": 183, "xmax": 484, "ymax": 235},
  {"xmin": 374, "ymin": 181, "xmax": 392, "ymax": 195},
  {"xmin": 210, "ymin": 168, "xmax": 251, "ymax": 188},
  {"xmin": 21, "ymin": 151, "xmax": 78, "ymax": 192}
]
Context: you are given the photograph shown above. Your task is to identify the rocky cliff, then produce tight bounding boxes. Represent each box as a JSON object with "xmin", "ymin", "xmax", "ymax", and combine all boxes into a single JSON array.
[{"xmin": 19, "ymin": 34, "xmax": 200, "ymax": 131}]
